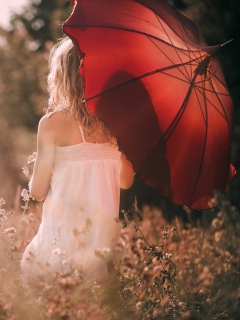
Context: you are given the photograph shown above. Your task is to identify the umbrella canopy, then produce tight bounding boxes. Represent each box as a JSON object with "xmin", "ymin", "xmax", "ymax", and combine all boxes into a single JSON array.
[{"xmin": 63, "ymin": 0, "xmax": 236, "ymax": 209}]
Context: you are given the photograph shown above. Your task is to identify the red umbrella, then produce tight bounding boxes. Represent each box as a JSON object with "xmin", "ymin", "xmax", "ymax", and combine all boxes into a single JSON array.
[{"xmin": 63, "ymin": 0, "xmax": 236, "ymax": 209}]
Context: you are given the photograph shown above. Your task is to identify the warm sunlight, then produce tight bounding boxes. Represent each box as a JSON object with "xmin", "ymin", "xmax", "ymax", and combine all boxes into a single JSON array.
[{"xmin": 0, "ymin": 0, "xmax": 29, "ymax": 29}]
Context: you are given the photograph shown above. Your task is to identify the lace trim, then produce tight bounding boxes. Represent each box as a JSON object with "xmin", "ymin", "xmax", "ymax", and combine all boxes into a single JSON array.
[{"xmin": 55, "ymin": 143, "xmax": 120, "ymax": 162}]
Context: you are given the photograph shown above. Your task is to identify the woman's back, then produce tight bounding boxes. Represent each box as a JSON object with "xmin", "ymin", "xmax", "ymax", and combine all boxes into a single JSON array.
[
  {"xmin": 21, "ymin": 110, "xmax": 121, "ymax": 281},
  {"xmin": 45, "ymin": 110, "xmax": 111, "ymax": 147}
]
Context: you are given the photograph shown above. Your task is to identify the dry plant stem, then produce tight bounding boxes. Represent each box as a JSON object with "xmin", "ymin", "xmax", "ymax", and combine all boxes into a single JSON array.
[
  {"xmin": 123, "ymin": 211, "xmax": 175, "ymax": 275},
  {"xmin": 123, "ymin": 211, "xmax": 178, "ymax": 299},
  {"xmin": 0, "ymin": 198, "xmax": 29, "ymax": 252}
]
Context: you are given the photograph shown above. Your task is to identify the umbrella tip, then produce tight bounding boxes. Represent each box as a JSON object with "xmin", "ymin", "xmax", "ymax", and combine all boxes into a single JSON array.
[{"xmin": 221, "ymin": 39, "xmax": 234, "ymax": 47}]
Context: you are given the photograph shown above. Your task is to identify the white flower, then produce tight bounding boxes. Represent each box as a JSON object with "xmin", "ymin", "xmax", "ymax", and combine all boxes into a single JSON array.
[
  {"xmin": 62, "ymin": 259, "xmax": 68, "ymax": 266},
  {"xmin": 0, "ymin": 198, "xmax": 6, "ymax": 207},
  {"xmin": 0, "ymin": 209, "xmax": 6, "ymax": 217},
  {"xmin": 27, "ymin": 152, "xmax": 37, "ymax": 164},
  {"xmin": 163, "ymin": 253, "xmax": 173, "ymax": 260},
  {"xmin": 22, "ymin": 165, "xmax": 29, "ymax": 177},
  {"xmin": 102, "ymin": 247, "xmax": 110, "ymax": 255},
  {"xmin": 52, "ymin": 248, "xmax": 65, "ymax": 256},
  {"xmin": 95, "ymin": 247, "xmax": 111, "ymax": 258},
  {"xmin": 3, "ymin": 227, "xmax": 16, "ymax": 234},
  {"xmin": 21, "ymin": 189, "xmax": 30, "ymax": 201}
]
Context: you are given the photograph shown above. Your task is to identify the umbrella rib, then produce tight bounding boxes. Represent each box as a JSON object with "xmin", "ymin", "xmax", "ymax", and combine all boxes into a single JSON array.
[
  {"xmin": 134, "ymin": 0, "xmax": 207, "ymax": 69},
  {"xmin": 160, "ymin": 71, "xmax": 191, "ymax": 84},
  {"xmin": 65, "ymin": 23, "xmax": 209, "ymax": 54},
  {"xmin": 208, "ymin": 74, "xmax": 232, "ymax": 177},
  {"xmin": 147, "ymin": 36, "xmax": 190, "ymax": 82},
  {"xmin": 206, "ymin": 61, "xmax": 231, "ymax": 91},
  {"xmin": 208, "ymin": 76, "xmax": 231, "ymax": 126},
  {"xmin": 148, "ymin": 35, "xmax": 208, "ymax": 85},
  {"xmin": 154, "ymin": 13, "xmax": 191, "ymax": 81},
  {"xmin": 163, "ymin": 72, "xmax": 199, "ymax": 142},
  {"xmin": 134, "ymin": 0, "xmax": 205, "ymax": 55},
  {"xmin": 87, "ymin": 57, "xmax": 208, "ymax": 101},
  {"xmin": 194, "ymin": 84, "xmax": 230, "ymax": 97},
  {"xmin": 188, "ymin": 80, "xmax": 208, "ymax": 207},
  {"xmin": 194, "ymin": 85, "xmax": 207, "ymax": 125},
  {"xmin": 137, "ymin": 72, "xmax": 199, "ymax": 178},
  {"xmin": 174, "ymin": 17, "xmax": 204, "ymax": 79},
  {"xmin": 194, "ymin": 85, "xmax": 228, "ymax": 120},
  {"xmin": 195, "ymin": 67, "xmax": 218, "ymax": 84}
]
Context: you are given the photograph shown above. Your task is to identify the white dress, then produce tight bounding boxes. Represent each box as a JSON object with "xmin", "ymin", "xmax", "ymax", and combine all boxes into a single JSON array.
[{"xmin": 21, "ymin": 125, "xmax": 121, "ymax": 281}]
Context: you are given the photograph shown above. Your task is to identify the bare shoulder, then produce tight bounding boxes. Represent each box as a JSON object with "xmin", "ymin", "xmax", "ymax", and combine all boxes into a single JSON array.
[
  {"xmin": 39, "ymin": 111, "xmax": 68, "ymax": 133},
  {"xmin": 39, "ymin": 111, "xmax": 61, "ymax": 128},
  {"xmin": 37, "ymin": 113, "xmax": 63, "ymax": 144}
]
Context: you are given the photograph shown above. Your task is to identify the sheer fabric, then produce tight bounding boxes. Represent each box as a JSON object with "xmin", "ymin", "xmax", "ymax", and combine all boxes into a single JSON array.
[{"xmin": 21, "ymin": 125, "xmax": 121, "ymax": 281}]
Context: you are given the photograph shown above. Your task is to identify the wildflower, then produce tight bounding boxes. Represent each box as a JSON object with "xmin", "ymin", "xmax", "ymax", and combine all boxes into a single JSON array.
[
  {"xmin": 52, "ymin": 248, "xmax": 65, "ymax": 256},
  {"xmin": 0, "ymin": 198, "xmax": 5, "ymax": 207},
  {"xmin": 27, "ymin": 152, "xmax": 37, "ymax": 164},
  {"xmin": 22, "ymin": 165, "xmax": 29, "ymax": 177},
  {"xmin": 100, "ymin": 247, "xmax": 111, "ymax": 257},
  {"xmin": 58, "ymin": 276, "xmax": 76, "ymax": 286},
  {"xmin": 162, "ymin": 226, "xmax": 169, "ymax": 240},
  {"xmin": 21, "ymin": 189, "xmax": 30, "ymax": 202},
  {"xmin": 77, "ymin": 310, "xmax": 86, "ymax": 318},
  {"xmin": 0, "ymin": 213, "xmax": 7, "ymax": 221},
  {"xmin": 3, "ymin": 227, "xmax": 16, "ymax": 234},
  {"xmin": 95, "ymin": 247, "xmax": 111, "ymax": 258},
  {"xmin": 171, "ymin": 227, "xmax": 177, "ymax": 236},
  {"xmin": 62, "ymin": 259, "xmax": 68, "ymax": 266},
  {"xmin": 136, "ymin": 301, "xmax": 143, "ymax": 310},
  {"xmin": 163, "ymin": 253, "xmax": 173, "ymax": 260},
  {"xmin": 0, "ymin": 209, "xmax": 6, "ymax": 217}
]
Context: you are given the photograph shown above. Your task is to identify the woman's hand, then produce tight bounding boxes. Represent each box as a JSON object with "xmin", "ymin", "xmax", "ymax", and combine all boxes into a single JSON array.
[
  {"xmin": 120, "ymin": 153, "xmax": 134, "ymax": 189},
  {"xmin": 30, "ymin": 116, "xmax": 56, "ymax": 201}
]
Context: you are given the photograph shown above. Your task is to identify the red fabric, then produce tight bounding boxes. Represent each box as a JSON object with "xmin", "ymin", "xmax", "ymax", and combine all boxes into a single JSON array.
[{"xmin": 63, "ymin": 0, "xmax": 236, "ymax": 209}]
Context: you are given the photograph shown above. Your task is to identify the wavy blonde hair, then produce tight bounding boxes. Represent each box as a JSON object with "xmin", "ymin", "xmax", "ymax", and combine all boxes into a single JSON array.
[{"xmin": 47, "ymin": 37, "xmax": 114, "ymax": 141}]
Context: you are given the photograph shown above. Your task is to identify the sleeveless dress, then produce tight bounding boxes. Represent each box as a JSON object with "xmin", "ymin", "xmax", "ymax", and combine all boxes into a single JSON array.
[{"xmin": 21, "ymin": 124, "xmax": 121, "ymax": 281}]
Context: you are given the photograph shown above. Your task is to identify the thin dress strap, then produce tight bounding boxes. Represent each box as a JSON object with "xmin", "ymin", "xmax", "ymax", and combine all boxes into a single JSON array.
[
  {"xmin": 46, "ymin": 111, "xmax": 55, "ymax": 118},
  {"xmin": 79, "ymin": 126, "xmax": 86, "ymax": 142}
]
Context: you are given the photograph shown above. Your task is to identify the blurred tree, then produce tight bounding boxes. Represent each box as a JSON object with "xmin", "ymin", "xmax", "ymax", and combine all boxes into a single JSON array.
[
  {"xmin": 0, "ymin": 28, "xmax": 46, "ymax": 128},
  {"xmin": 11, "ymin": 0, "xmax": 72, "ymax": 50},
  {"xmin": 0, "ymin": 0, "xmax": 72, "ymax": 128},
  {"xmin": 167, "ymin": 0, "xmax": 187, "ymax": 9},
  {"xmin": 0, "ymin": 1, "xmax": 72, "ymax": 203}
]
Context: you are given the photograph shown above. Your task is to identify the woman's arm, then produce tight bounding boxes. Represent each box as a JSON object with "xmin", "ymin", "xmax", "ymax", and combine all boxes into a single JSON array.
[
  {"xmin": 120, "ymin": 153, "xmax": 134, "ymax": 189},
  {"xmin": 30, "ymin": 116, "xmax": 56, "ymax": 201}
]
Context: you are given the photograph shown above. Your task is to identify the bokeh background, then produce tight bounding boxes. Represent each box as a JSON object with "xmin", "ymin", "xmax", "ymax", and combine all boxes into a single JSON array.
[{"xmin": 0, "ymin": 0, "xmax": 239, "ymax": 212}]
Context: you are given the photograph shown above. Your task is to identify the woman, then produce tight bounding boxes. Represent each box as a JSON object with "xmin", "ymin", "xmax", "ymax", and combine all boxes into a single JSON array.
[{"xmin": 21, "ymin": 37, "xmax": 134, "ymax": 282}]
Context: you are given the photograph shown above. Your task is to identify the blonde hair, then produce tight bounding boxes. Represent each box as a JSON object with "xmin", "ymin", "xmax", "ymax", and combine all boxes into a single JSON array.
[{"xmin": 47, "ymin": 37, "xmax": 114, "ymax": 141}]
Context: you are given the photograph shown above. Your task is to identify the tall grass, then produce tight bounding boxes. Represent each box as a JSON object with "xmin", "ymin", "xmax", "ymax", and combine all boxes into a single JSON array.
[{"xmin": 0, "ymin": 157, "xmax": 239, "ymax": 319}]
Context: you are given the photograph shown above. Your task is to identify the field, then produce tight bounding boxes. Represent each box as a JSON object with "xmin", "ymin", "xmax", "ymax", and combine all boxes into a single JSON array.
[{"xmin": 0, "ymin": 183, "xmax": 239, "ymax": 319}]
